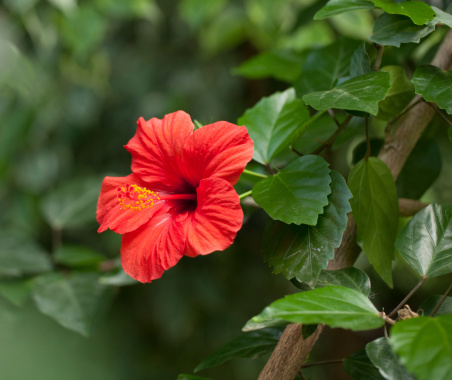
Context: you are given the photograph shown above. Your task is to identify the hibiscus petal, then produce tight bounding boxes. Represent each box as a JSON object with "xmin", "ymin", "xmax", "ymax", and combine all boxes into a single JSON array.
[
  {"xmin": 125, "ymin": 111, "xmax": 194, "ymax": 192},
  {"xmin": 120, "ymin": 211, "xmax": 189, "ymax": 283},
  {"xmin": 96, "ymin": 174, "xmax": 169, "ymax": 234},
  {"xmin": 181, "ymin": 122, "xmax": 254, "ymax": 187},
  {"xmin": 185, "ymin": 177, "xmax": 243, "ymax": 257}
]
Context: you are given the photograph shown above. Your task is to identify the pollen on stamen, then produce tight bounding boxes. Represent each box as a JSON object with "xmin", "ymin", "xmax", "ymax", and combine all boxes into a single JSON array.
[{"xmin": 117, "ymin": 184, "xmax": 158, "ymax": 211}]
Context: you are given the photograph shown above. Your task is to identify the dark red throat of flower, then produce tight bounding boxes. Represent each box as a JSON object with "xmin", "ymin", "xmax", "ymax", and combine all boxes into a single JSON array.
[{"xmin": 117, "ymin": 183, "xmax": 197, "ymax": 212}]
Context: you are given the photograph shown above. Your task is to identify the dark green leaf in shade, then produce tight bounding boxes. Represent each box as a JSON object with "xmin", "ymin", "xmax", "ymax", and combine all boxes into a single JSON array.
[
  {"xmin": 293, "ymin": 267, "xmax": 372, "ymax": 297},
  {"xmin": 54, "ymin": 246, "xmax": 105, "ymax": 268},
  {"xmin": 294, "ymin": 37, "xmax": 361, "ymax": 97},
  {"xmin": 412, "ymin": 65, "xmax": 452, "ymax": 114},
  {"xmin": 238, "ymin": 88, "xmax": 310, "ymax": 165},
  {"xmin": 366, "ymin": 337, "xmax": 415, "ymax": 380},
  {"xmin": 343, "ymin": 350, "xmax": 386, "ymax": 380},
  {"xmin": 233, "ymin": 50, "xmax": 304, "ymax": 83},
  {"xmin": 263, "ymin": 171, "xmax": 351, "ymax": 283},
  {"xmin": 396, "ymin": 139, "xmax": 442, "ymax": 199},
  {"xmin": 370, "ymin": 14, "xmax": 435, "ymax": 47},
  {"xmin": 194, "ymin": 328, "xmax": 282, "ymax": 372},
  {"xmin": 377, "ymin": 65, "xmax": 415, "ymax": 121},
  {"xmin": 350, "ymin": 42, "xmax": 371, "ymax": 77},
  {"xmin": 301, "ymin": 324, "xmax": 318, "ymax": 339},
  {"xmin": 99, "ymin": 266, "xmax": 138, "ymax": 286},
  {"xmin": 419, "ymin": 295, "xmax": 452, "ymax": 316},
  {"xmin": 252, "ymin": 155, "xmax": 331, "ymax": 225},
  {"xmin": 177, "ymin": 375, "xmax": 213, "ymax": 380},
  {"xmin": 395, "ymin": 204, "xmax": 452, "ymax": 278},
  {"xmin": 0, "ymin": 232, "xmax": 52, "ymax": 277},
  {"xmin": 432, "ymin": 6, "xmax": 452, "ymax": 28},
  {"xmin": 390, "ymin": 315, "xmax": 452, "ymax": 380},
  {"xmin": 41, "ymin": 177, "xmax": 102, "ymax": 229},
  {"xmin": 314, "ymin": 0, "xmax": 374, "ymax": 20},
  {"xmin": 0, "ymin": 278, "xmax": 33, "ymax": 307},
  {"xmin": 372, "ymin": 0, "xmax": 435, "ymax": 26},
  {"xmin": 243, "ymin": 286, "xmax": 384, "ymax": 332},
  {"xmin": 448, "ymin": 127, "xmax": 452, "ymax": 144},
  {"xmin": 32, "ymin": 272, "xmax": 114, "ymax": 337},
  {"xmin": 302, "ymin": 72, "xmax": 391, "ymax": 116},
  {"xmin": 348, "ymin": 158, "xmax": 399, "ymax": 287}
]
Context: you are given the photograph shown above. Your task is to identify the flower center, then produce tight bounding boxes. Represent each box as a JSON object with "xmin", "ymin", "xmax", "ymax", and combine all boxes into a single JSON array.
[{"xmin": 117, "ymin": 183, "xmax": 197, "ymax": 211}]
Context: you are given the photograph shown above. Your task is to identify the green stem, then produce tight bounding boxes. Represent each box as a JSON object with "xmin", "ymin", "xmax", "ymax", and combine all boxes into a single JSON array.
[
  {"xmin": 431, "ymin": 280, "xmax": 452, "ymax": 317},
  {"xmin": 387, "ymin": 276, "xmax": 426, "ymax": 318},
  {"xmin": 243, "ymin": 169, "xmax": 267, "ymax": 179},
  {"xmin": 239, "ymin": 190, "xmax": 252, "ymax": 200}
]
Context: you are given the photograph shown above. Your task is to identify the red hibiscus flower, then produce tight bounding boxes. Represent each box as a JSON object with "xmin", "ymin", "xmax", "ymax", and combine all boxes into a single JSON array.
[{"xmin": 96, "ymin": 111, "xmax": 254, "ymax": 283}]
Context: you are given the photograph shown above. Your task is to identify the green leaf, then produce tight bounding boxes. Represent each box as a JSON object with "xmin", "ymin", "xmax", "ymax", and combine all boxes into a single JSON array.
[
  {"xmin": 194, "ymin": 328, "xmax": 282, "ymax": 372},
  {"xmin": 32, "ymin": 272, "xmax": 114, "ymax": 337},
  {"xmin": 293, "ymin": 267, "xmax": 371, "ymax": 297},
  {"xmin": 412, "ymin": 65, "xmax": 452, "ymax": 114},
  {"xmin": 177, "ymin": 375, "xmax": 213, "ymax": 380},
  {"xmin": 252, "ymin": 155, "xmax": 331, "ymax": 225},
  {"xmin": 0, "ymin": 278, "xmax": 33, "ymax": 307},
  {"xmin": 390, "ymin": 315, "xmax": 452, "ymax": 380},
  {"xmin": 348, "ymin": 158, "xmax": 399, "ymax": 287},
  {"xmin": 243, "ymin": 286, "xmax": 384, "ymax": 332},
  {"xmin": 395, "ymin": 204, "xmax": 452, "ymax": 278},
  {"xmin": 396, "ymin": 139, "xmax": 442, "ymax": 199},
  {"xmin": 419, "ymin": 295, "xmax": 452, "ymax": 316},
  {"xmin": 238, "ymin": 88, "xmax": 310, "ymax": 165},
  {"xmin": 54, "ymin": 246, "xmax": 105, "ymax": 268},
  {"xmin": 343, "ymin": 350, "xmax": 386, "ymax": 380},
  {"xmin": 99, "ymin": 266, "xmax": 138, "ymax": 286},
  {"xmin": 314, "ymin": 0, "xmax": 374, "ymax": 20},
  {"xmin": 366, "ymin": 337, "xmax": 415, "ymax": 380},
  {"xmin": 0, "ymin": 232, "xmax": 52, "ymax": 277},
  {"xmin": 448, "ymin": 127, "xmax": 452, "ymax": 144},
  {"xmin": 41, "ymin": 177, "xmax": 102, "ymax": 230},
  {"xmin": 295, "ymin": 37, "xmax": 361, "ymax": 97},
  {"xmin": 432, "ymin": 6, "xmax": 452, "ymax": 28},
  {"xmin": 350, "ymin": 42, "xmax": 371, "ymax": 77},
  {"xmin": 372, "ymin": 0, "xmax": 435, "ymax": 26},
  {"xmin": 263, "ymin": 170, "xmax": 351, "ymax": 283},
  {"xmin": 370, "ymin": 14, "xmax": 435, "ymax": 47},
  {"xmin": 302, "ymin": 72, "xmax": 391, "ymax": 116},
  {"xmin": 233, "ymin": 50, "xmax": 304, "ymax": 83},
  {"xmin": 377, "ymin": 66, "xmax": 415, "ymax": 121}
]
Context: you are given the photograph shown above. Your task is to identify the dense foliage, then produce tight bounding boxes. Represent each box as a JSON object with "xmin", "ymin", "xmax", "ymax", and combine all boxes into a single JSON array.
[{"xmin": 1, "ymin": 0, "xmax": 452, "ymax": 379}]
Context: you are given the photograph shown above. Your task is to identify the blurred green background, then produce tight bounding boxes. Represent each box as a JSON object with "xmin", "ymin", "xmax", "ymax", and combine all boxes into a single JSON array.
[{"xmin": 1, "ymin": 0, "xmax": 452, "ymax": 379}]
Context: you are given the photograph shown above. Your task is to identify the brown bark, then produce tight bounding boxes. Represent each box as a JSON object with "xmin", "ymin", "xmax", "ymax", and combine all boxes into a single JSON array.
[{"xmin": 258, "ymin": 29, "xmax": 452, "ymax": 380}]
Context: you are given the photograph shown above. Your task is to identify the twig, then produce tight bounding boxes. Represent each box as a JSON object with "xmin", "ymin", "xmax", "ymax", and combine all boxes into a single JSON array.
[
  {"xmin": 398, "ymin": 198, "xmax": 429, "ymax": 217},
  {"xmin": 431, "ymin": 281, "xmax": 452, "ymax": 316},
  {"xmin": 311, "ymin": 114, "xmax": 353, "ymax": 155},
  {"xmin": 364, "ymin": 118, "xmax": 371, "ymax": 161},
  {"xmin": 424, "ymin": 101, "xmax": 452, "ymax": 126},
  {"xmin": 385, "ymin": 96, "xmax": 423, "ymax": 137},
  {"xmin": 301, "ymin": 359, "xmax": 344, "ymax": 369},
  {"xmin": 387, "ymin": 276, "xmax": 426, "ymax": 319},
  {"xmin": 327, "ymin": 109, "xmax": 341, "ymax": 128},
  {"xmin": 289, "ymin": 146, "xmax": 303, "ymax": 157},
  {"xmin": 373, "ymin": 43, "xmax": 384, "ymax": 71}
]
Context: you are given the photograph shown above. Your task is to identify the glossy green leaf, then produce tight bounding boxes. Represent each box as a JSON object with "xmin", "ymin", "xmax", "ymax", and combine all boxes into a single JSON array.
[
  {"xmin": 243, "ymin": 286, "xmax": 384, "ymax": 332},
  {"xmin": 263, "ymin": 171, "xmax": 351, "ymax": 283},
  {"xmin": 233, "ymin": 50, "xmax": 304, "ymax": 83},
  {"xmin": 252, "ymin": 155, "xmax": 331, "ymax": 225},
  {"xmin": 370, "ymin": 14, "xmax": 435, "ymax": 47},
  {"xmin": 432, "ymin": 6, "xmax": 452, "ymax": 28},
  {"xmin": 194, "ymin": 328, "xmax": 282, "ymax": 372},
  {"xmin": 350, "ymin": 42, "xmax": 371, "ymax": 77},
  {"xmin": 372, "ymin": 0, "xmax": 435, "ymax": 26},
  {"xmin": 343, "ymin": 350, "xmax": 386, "ymax": 380},
  {"xmin": 390, "ymin": 315, "xmax": 452, "ymax": 380},
  {"xmin": 412, "ymin": 65, "xmax": 452, "ymax": 114},
  {"xmin": 0, "ymin": 232, "xmax": 52, "ymax": 277},
  {"xmin": 54, "ymin": 246, "xmax": 105, "ymax": 268},
  {"xmin": 293, "ymin": 267, "xmax": 371, "ymax": 297},
  {"xmin": 366, "ymin": 337, "xmax": 415, "ymax": 380},
  {"xmin": 349, "ymin": 158, "xmax": 399, "ymax": 287},
  {"xmin": 302, "ymin": 72, "xmax": 391, "ymax": 115},
  {"xmin": 314, "ymin": 0, "xmax": 374, "ymax": 20},
  {"xmin": 0, "ymin": 278, "xmax": 33, "ymax": 307},
  {"xmin": 395, "ymin": 204, "xmax": 452, "ymax": 278},
  {"xmin": 41, "ymin": 177, "xmax": 101, "ymax": 230},
  {"xmin": 419, "ymin": 295, "xmax": 452, "ymax": 316},
  {"xmin": 295, "ymin": 37, "xmax": 361, "ymax": 97},
  {"xmin": 396, "ymin": 139, "xmax": 442, "ymax": 199},
  {"xmin": 238, "ymin": 88, "xmax": 310, "ymax": 165},
  {"xmin": 377, "ymin": 66, "xmax": 415, "ymax": 121},
  {"xmin": 32, "ymin": 272, "xmax": 114, "ymax": 337}
]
